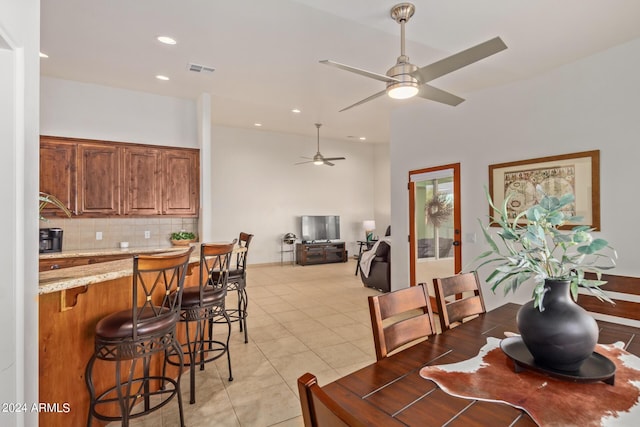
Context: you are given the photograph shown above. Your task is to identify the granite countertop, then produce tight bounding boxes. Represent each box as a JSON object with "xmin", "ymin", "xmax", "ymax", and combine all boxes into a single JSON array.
[
  {"xmin": 39, "ymin": 246, "xmax": 186, "ymax": 259},
  {"xmin": 38, "ymin": 245, "xmax": 200, "ymax": 295}
]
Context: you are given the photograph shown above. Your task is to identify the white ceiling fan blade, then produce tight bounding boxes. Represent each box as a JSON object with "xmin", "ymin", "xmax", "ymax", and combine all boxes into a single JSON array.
[
  {"xmin": 320, "ymin": 60, "xmax": 399, "ymax": 83},
  {"xmin": 294, "ymin": 160, "xmax": 314, "ymax": 165},
  {"xmin": 323, "ymin": 160, "xmax": 335, "ymax": 166},
  {"xmin": 339, "ymin": 89, "xmax": 387, "ymax": 112},
  {"xmin": 412, "ymin": 37, "xmax": 507, "ymax": 83},
  {"xmin": 417, "ymin": 84, "xmax": 465, "ymax": 106}
]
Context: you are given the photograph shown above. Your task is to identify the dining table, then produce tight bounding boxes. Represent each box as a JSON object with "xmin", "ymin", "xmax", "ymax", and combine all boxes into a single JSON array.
[{"xmin": 319, "ymin": 303, "xmax": 640, "ymax": 426}]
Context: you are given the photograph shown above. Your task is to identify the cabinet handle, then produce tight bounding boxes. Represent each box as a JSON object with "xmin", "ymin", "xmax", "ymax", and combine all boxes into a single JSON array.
[{"xmin": 50, "ymin": 264, "xmax": 60, "ymax": 270}]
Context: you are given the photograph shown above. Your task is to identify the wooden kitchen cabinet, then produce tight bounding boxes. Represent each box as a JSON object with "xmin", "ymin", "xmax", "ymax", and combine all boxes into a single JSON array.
[
  {"xmin": 123, "ymin": 146, "xmax": 162, "ymax": 215},
  {"xmin": 162, "ymin": 149, "xmax": 199, "ymax": 216},
  {"xmin": 78, "ymin": 143, "xmax": 121, "ymax": 215},
  {"xmin": 40, "ymin": 138, "xmax": 77, "ymax": 216},
  {"xmin": 40, "ymin": 136, "xmax": 199, "ymax": 217}
]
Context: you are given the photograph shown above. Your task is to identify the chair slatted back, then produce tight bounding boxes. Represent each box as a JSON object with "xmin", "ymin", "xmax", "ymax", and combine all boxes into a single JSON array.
[
  {"xmin": 578, "ymin": 273, "xmax": 640, "ymax": 326},
  {"xmin": 433, "ymin": 271, "xmax": 486, "ymax": 331},
  {"xmin": 368, "ymin": 284, "xmax": 435, "ymax": 360},
  {"xmin": 297, "ymin": 373, "xmax": 366, "ymax": 427},
  {"xmin": 132, "ymin": 247, "xmax": 194, "ymax": 339}
]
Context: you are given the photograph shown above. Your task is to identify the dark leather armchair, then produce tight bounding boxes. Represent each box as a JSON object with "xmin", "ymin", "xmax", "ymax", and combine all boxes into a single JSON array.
[{"xmin": 360, "ymin": 226, "xmax": 391, "ymax": 292}]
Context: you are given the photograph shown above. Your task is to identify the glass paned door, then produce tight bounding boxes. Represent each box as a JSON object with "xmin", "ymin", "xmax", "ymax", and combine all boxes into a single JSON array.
[{"xmin": 409, "ymin": 164, "xmax": 461, "ymax": 306}]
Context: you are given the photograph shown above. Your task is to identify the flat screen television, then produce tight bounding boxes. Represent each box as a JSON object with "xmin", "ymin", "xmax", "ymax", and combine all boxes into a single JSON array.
[{"xmin": 300, "ymin": 215, "xmax": 340, "ymax": 242}]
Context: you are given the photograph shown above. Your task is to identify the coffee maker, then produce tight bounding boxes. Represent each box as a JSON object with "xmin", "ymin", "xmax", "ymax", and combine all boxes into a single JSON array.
[{"xmin": 39, "ymin": 228, "xmax": 63, "ymax": 253}]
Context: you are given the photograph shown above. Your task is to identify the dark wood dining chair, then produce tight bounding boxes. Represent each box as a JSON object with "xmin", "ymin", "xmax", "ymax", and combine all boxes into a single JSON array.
[
  {"xmin": 297, "ymin": 373, "xmax": 366, "ymax": 427},
  {"xmin": 368, "ymin": 283, "xmax": 436, "ymax": 360},
  {"xmin": 433, "ymin": 271, "xmax": 486, "ymax": 332}
]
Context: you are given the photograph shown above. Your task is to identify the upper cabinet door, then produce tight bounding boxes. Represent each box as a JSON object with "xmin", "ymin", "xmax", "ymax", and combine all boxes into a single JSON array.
[
  {"xmin": 40, "ymin": 138, "xmax": 77, "ymax": 216},
  {"xmin": 78, "ymin": 144, "xmax": 121, "ymax": 215},
  {"xmin": 123, "ymin": 147, "xmax": 162, "ymax": 215},
  {"xmin": 162, "ymin": 149, "xmax": 199, "ymax": 216}
]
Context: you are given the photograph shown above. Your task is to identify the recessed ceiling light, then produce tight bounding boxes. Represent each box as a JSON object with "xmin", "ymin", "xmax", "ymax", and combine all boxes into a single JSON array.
[
  {"xmin": 291, "ymin": 108, "xmax": 301, "ymax": 114},
  {"xmin": 157, "ymin": 36, "xmax": 177, "ymax": 45},
  {"xmin": 254, "ymin": 123, "xmax": 262, "ymax": 127},
  {"xmin": 359, "ymin": 137, "xmax": 367, "ymax": 141},
  {"xmin": 39, "ymin": 52, "xmax": 49, "ymax": 58},
  {"xmin": 156, "ymin": 75, "xmax": 170, "ymax": 81}
]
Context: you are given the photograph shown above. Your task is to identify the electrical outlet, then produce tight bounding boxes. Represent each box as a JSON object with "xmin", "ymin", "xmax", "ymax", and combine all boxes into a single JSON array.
[
  {"xmin": 144, "ymin": 230, "xmax": 151, "ymax": 239},
  {"xmin": 96, "ymin": 231, "xmax": 103, "ymax": 241}
]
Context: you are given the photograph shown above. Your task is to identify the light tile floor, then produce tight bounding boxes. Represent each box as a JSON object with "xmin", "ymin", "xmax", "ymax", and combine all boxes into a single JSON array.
[{"xmin": 121, "ymin": 259, "xmax": 382, "ymax": 427}]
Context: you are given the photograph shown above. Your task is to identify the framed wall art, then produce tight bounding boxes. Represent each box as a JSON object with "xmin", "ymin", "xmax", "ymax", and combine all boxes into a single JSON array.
[{"xmin": 488, "ymin": 150, "xmax": 600, "ymax": 230}]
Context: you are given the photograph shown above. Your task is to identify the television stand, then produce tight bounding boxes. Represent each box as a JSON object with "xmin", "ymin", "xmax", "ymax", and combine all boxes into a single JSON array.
[{"xmin": 296, "ymin": 242, "xmax": 347, "ymax": 266}]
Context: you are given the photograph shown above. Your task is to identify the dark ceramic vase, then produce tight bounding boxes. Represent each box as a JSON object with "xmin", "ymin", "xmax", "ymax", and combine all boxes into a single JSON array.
[{"xmin": 516, "ymin": 279, "xmax": 598, "ymax": 372}]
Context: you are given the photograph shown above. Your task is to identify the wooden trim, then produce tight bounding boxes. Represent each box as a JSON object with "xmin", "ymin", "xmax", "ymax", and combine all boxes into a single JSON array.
[
  {"xmin": 408, "ymin": 163, "xmax": 462, "ymax": 286},
  {"xmin": 488, "ymin": 150, "xmax": 600, "ymax": 230},
  {"xmin": 408, "ymin": 181, "xmax": 416, "ymax": 287}
]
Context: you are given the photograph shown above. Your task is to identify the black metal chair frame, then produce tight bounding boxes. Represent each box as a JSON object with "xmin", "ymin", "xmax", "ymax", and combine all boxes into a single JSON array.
[
  {"xmin": 214, "ymin": 232, "xmax": 253, "ymax": 343},
  {"xmin": 167, "ymin": 241, "xmax": 236, "ymax": 404},
  {"xmin": 85, "ymin": 247, "xmax": 193, "ymax": 427}
]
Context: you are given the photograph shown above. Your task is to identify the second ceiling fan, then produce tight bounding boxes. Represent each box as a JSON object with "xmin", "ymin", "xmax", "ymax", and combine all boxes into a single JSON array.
[
  {"xmin": 295, "ymin": 123, "xmax": 345, "ymax": 167},
  {"xmin": 320, "ymin": 2, "xmax": 508, "ymax": 112}
]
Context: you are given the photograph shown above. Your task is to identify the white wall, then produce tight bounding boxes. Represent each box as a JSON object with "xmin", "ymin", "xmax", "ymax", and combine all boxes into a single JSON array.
[
  {"xmin": 373, "ymin": 143, "xmax": 391, "ymax": 235},
  {"xmin": 41, "ymin": 77, "xmax": 198, "ymax": 147},
  {"xmin": 210, "ymin": 125, "xmax": 377, "ymax": 263},
  {"xmin": 0, "ymin": 1, "xmax": 40, "ymax": 426},
  {"xmin": 390, "ymin": 37, "xmax": 640, "ymax": 309},
  {"xmin": 39, "ymin": 78, "xmax": 386, "ymax": 264}
]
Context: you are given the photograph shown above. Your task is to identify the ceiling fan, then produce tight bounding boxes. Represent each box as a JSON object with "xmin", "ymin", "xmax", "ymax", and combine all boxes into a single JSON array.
[
  {"xmin": 320, "ymin": 2, "xmax": 508, "ymax": 112},
  {"xmin": 295, "ymin": 123, "xmax": 346, "ymax": 167}
]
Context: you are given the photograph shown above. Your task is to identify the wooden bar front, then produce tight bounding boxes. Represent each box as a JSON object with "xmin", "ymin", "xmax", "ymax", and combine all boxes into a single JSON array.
[{"xmin": 39, "ymin": 262, "xmax": 198, "ymax": 427}]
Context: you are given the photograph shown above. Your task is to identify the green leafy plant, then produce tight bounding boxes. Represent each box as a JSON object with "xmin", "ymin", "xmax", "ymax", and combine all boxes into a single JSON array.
[
  {"xmin": 171, "ymin": 231, "xmax": 196, "ymax": 240},
  {"xmin": 475, "ymin": 185, "xmax": 617, "ymax": 311},
  {"xmin": 39, "ymin": 192, "xmax": 72, "ymax": 220}
]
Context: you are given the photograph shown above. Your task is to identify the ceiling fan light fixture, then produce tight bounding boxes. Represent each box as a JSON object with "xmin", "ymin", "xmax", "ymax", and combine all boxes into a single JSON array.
[
  {"xmin": 386, "ymin": 60, "xmax": 419, "ymax": 99},
  {"xmin": 387, "ymin": 82, "xmax": 419, "ymax": 99}
]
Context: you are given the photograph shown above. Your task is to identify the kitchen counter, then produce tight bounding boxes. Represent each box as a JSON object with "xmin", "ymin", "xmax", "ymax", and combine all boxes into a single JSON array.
[
  {"xmin": 39, "ymin": 245, "xmax": 183, "ymax": 259},
  {"xmin": 37, "ymin": 241, "xmax": 244, "ymax": 427},
  {"xmin": 38, "ymin": 245, "xmax": 198, "ymax": 295}
]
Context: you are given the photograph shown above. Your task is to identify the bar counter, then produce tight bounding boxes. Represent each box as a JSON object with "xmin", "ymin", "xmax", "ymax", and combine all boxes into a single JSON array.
[
  {"xmin": 38, "ymin": 245, "xmax": 200, "ymax": 427},
  {"xmin": 39, "ymin": 246, "xmax": 196, "ymax": 294}
]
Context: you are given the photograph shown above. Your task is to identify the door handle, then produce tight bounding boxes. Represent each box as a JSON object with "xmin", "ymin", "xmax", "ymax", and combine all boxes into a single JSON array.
[{"xmin": 452, "ymin": 241, "xmax": 461, "ymax": 246}]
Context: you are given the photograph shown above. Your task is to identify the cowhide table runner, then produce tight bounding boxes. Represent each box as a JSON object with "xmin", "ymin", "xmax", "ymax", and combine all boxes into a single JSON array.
[{"xmin": 419, "ymin": 337, "xmax": 640, "ymax": 426}]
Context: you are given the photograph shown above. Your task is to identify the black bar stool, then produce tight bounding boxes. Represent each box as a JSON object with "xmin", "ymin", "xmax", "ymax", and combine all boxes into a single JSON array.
[
  {"xmin": 85, "ymin": 247, "xmax": 194, "ymax": 427},
  {"xmin": 169, "ymin": 241, "xmax": 236, "ymax": 404},
  {"xmin": 224, "ymin": 232, "xmax": 253, "ymax": 343}
]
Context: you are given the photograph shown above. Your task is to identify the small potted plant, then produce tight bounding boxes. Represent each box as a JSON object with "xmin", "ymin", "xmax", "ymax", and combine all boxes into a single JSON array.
[
  {"xmin": 475, "ymin": 185, "xmax": 617, "ymax": 371},
  {"xmin": 170, "ymin": 231, "xmax": 197, "ymax": 246}
]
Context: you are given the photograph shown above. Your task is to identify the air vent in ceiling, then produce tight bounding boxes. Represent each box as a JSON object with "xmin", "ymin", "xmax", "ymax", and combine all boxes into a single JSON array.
[{"xmin": 188, "ymin": 63, "xmax": 215, "ymax": 73}]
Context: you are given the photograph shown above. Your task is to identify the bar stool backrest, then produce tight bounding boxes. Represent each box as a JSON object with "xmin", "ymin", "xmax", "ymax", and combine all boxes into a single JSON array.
[
  {"xmin": 199, "ymin": 240, "xmax": 237, "ymax": 298},
  {"xmin": 233, "ymin": 232, "xmax": 254, "ymax": 275},
  {"xmin": 131, "ymin": 247, "xmax": 194, "ymax": 340}
]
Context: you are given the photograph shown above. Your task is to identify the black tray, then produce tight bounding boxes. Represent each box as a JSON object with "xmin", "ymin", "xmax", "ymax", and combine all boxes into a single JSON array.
[{"xmin": 500, "ymin": 336, "xmax": 616, "ymax": 385}]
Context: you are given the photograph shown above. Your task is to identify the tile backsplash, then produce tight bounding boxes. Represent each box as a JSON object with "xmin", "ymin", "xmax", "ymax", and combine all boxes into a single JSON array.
[{"xmin": 40, "ymin": 217, "xmax": 199, "ymax": 251}]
